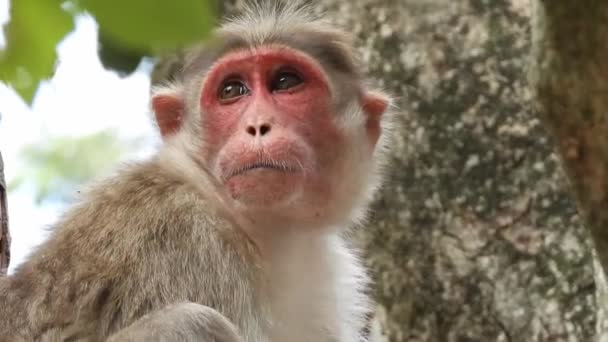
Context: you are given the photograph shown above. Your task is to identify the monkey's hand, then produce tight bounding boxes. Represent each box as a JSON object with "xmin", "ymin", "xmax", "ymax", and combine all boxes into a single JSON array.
[{"xmin": 107, "ymin": 302, "xmax": 243, "ymax": 342}]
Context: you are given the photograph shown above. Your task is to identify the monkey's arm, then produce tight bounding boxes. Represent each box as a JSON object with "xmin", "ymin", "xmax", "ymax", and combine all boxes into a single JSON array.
[{"xmin": 107, "ymin": 302, "xmax": 243, "ymax": 342}]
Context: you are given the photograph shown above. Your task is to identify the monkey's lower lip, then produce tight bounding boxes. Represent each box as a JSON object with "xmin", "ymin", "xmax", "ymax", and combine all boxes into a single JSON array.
[{"xmin": 229, "ymin": 163, "xmax": 299, "ymax": 178}]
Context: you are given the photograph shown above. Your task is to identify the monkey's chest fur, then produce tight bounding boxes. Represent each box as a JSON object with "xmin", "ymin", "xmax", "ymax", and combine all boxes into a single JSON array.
[
  {"xmin": 4, "ymin": 161, "xmax": 369, "ymax": 342},
  {"xmin": 262, "ymin": 233, "xmax": 370, "ymax": 342}
]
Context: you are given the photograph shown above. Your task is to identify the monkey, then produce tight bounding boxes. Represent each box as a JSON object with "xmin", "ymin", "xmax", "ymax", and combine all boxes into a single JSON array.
[{"xmin": 0, "ymin": 2, "xmax": 392, "ymax": 341}]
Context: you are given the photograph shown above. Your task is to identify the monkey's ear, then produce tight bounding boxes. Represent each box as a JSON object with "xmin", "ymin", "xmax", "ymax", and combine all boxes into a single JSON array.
[
  {"xmin": 361, "ymin": 91, "xmax": 390, "ymax": 146},
  {"xmin": 151, "ymin": 85, "xmax": 185, "ymax": 139}
]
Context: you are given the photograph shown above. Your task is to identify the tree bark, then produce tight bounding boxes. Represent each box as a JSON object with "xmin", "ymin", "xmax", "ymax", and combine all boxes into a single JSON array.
[
  {"xmin": 0, "ymin": 152, "xmax": 10, "ymax": 275},
  {"xmin": 313, "ymin": 0, "xmax": 597, "ymax": 341},
  {"xmin": 530, "ymin": 1, "xmax": 608, "ymax": 274},
  {"xmin": 530, "ymin": 2, "xmax": 608, "ymax": 338}
]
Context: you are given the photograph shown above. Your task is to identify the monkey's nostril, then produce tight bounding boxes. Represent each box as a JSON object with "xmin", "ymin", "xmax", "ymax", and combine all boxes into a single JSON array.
[
  {"xmin": 259, "ymin": 124, "xmax": 271, "ymax": 136},
  {"xmin": 246, "ymin": 124, "xmax": 271, "ymax": 136}
]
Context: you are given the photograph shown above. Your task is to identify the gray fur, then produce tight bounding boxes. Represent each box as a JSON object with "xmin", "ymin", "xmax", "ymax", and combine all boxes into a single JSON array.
[{"xmin": 0, "ymin": 160, "xmax": 265, "ymax": 341}]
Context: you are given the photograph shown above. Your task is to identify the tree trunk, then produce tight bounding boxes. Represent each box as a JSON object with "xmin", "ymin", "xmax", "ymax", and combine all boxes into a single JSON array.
[
  {"xmin": 530, "ymin": 2, "xmax": 608, "ymax": 338},
  {"xmin": 0, "ymin": 152, "xmax": 10, "ymax": 275},
  {"xmin": 313, "ymin": 0, "xmax": 597, "ymax": 341},
  {"xmin": 530, "ymin": 0, "xmax": 608, "ymax": 275}
]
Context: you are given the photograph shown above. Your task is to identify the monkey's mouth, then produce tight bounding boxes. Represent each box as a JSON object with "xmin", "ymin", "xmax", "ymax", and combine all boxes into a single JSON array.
[{"xmin": 228, "ymin": 162, "xmax": 299, "ymax": 179}]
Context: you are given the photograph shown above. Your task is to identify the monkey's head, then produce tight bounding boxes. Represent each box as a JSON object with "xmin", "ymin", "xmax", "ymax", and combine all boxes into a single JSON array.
[{"xmin": 151, "ymin": 3, "xmax": 392, "ymax": 229}]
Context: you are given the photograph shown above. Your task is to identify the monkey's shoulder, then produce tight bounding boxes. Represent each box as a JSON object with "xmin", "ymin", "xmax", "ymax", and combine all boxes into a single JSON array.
[
  {"xmin": 81, "ymin": 159, "xmax": 216, "ymax": 213},
  {"xmin": 25, "ymin": 160, "xmax": 253, "ymax": 273},
  {"xmin": 5, "ymin": 160, "xmax": 262, "ymax": 341}
]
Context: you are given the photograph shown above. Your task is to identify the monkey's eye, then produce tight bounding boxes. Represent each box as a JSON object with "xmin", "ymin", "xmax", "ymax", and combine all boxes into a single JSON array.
[
  {"xmin": 270, "ymin": 70, "xmax": 303, "ymax": 92},
  {"xmin": 219, "ymin": 80, "xmax": 249, "ymax": 102}
]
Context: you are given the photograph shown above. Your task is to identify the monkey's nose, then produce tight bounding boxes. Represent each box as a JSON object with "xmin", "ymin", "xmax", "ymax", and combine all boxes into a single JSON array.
[{"xmin": 246, "ymin": 124, "xmax": 272, "ymax": 137}]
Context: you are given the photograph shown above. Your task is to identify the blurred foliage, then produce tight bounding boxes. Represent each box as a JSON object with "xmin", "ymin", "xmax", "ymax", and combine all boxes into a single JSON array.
[
  {"xmin": 0, "ymin": 0, "xmax": 74, "ymax": 103},
  {"xmin": 9, "ymin": 131, "xmax": 138, "ymax": 204},
  {"xmin": 0, "ymin": 0, "xmax": 217, "ymax": 104}
]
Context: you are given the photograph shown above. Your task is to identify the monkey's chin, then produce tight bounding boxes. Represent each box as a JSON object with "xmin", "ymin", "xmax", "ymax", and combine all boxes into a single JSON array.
[{"xmin": 225, "ymin": 169, "xmax": 303, "ymax": 208}]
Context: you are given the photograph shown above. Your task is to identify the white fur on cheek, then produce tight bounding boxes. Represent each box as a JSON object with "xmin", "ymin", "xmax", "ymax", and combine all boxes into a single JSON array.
[{"xmin": 330, "ymin": 101, "xmax": 381, "ymax": 227}]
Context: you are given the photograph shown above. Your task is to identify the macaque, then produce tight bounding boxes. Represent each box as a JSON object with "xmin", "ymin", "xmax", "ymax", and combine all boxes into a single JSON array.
[{"xmin": 0, "ymin": 2, "xmax": 392, "ymax": 341}]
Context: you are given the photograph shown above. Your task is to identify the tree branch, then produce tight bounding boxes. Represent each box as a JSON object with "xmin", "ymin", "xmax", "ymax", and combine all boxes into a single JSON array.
[{"xmin": 0, "ymin": 152, "xmax": 10, "ymax": 275}]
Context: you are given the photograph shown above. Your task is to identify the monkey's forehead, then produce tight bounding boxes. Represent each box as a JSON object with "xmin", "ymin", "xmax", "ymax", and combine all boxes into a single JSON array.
[
  {"xmin": 199, "ymin": 44, "xmax": 332, "ymax": 92},
  {"xmin": 181, "ymin": 26, "xmax": 361, "ymax": 83},
  {"xmin": 152, "ymin": 2, "xmax": 363, "ymax": 88}
]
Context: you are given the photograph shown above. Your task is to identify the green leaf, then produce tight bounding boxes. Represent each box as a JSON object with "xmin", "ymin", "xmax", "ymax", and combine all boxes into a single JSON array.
[
  {"xmin": 98, "ymin": 31, "xmax": 145, "ymax": 76},
  {"xmin": 80, "ymin": 0, "xmax": 216, "ymax": 52},
  {"xmin": 0, "ymin": 0, "xmax": 74, "ymax": 103}
]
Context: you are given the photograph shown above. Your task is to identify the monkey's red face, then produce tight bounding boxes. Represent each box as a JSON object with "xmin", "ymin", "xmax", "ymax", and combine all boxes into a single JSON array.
[
  {"xmin": 152, "ymin": 44, "xmax": 387, "ymax": 226},
  {"xmin": 199, "ymin": 46, "xmax": 343, "ymax": 211}
]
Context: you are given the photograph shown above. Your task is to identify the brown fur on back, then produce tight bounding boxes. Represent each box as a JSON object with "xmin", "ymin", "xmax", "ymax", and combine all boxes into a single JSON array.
[{"xmin": 0, "ymin": 159, "xmax": 264, "ymax": 341}]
